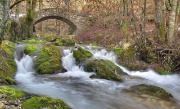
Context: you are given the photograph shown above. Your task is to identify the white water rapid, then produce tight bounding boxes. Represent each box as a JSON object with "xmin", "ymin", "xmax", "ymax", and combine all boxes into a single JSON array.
[{"xmin": 14, "ymin": 45, "xmax": 180, "ymax": 109}]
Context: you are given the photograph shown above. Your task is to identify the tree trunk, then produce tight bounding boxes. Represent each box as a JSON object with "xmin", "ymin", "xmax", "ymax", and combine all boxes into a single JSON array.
[
  {"xmin": 0, "ymin": 0, "xmax": 10, "ymax": 43},
  {"xmin": 141, "ymin": 0, "xmax": 147, "ymax": 45},
  {"xmin": 168, "ymin": 0, "xmax": 178, "ymax": 45},
  {"xmin": 15, "ymin": 4, "xmax": 19, "ymax": 21},
  {"xmin": 39, "ymin": 0, "xmax": 43, "ymax": 31},
  {"xmin": 154, "ymin": 0, "xmax": 166, "ymax": 42}
]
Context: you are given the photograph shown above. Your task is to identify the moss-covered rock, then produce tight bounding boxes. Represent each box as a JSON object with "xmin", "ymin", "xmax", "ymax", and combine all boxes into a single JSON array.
[
  {"xmin": 22, "ymin": 39, "xmax": 42, "ymax": 44},
  {"xmin": 84, "ymin": 59, "xmax": 124, "ymax": 82},
  {"xmin": 24, "ymin": 45, "xmax": 38, "ymax": 56},
  {"xmin": 154, "ymin": 66, "xmax": 172, "ymax": 75},
  {"xmin": 5, "ymin": 77, "xmax": 16, "ymax": 85},
  {"xmin": 0, "ymin": 86, "xmax": 26, "ymax": 99},
  {"xmin": 55, "ymin": 37, "xmax": 75, "ymax": 46},
  {"xmin": 73, "ymin": 47, "xmax": 93, "ymax": 63},
  {"xmin": 0, "ymin": 56, "xmax": 17, "ymax": 85},
  {"xmin": 35, "ymin": 44, "xmax": 66, "ymax": 74},
  {"xmin": 43, "ymin": 34, "xmax": 60, "ymax": 42},
  {"xmin": 125, "ymin": 84, "xmax": 173, "ymax": 100},
  {"xmin": 22, "ymin": 96, "xmax": 70, "ymax": 109},
  {"xmin": 0, "ymin": 41, "xmax": 17, "ymax": 85},
  {"xmin": 0, "ymin": 40, "xmax": 15, "ymax": 58}
]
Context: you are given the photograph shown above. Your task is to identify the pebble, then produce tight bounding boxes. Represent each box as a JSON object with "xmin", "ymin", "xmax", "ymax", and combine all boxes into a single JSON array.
[{"xmin": 0, "ymin": 102, "xmax": 5, "ymax": 109}]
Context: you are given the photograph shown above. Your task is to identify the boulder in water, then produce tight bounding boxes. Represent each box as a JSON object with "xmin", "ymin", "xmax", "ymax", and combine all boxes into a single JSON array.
[
  {"xmin": 124, "ymin": 84, "xmax": 173, "ymax": 100},
  {"xmin": 24, "ymin": 44, "xmax": 67, "ymax": 74},
  {"xmin": 84, "ymin": 59, "xmax": 125, "ymax": 82},
  {"xmin": 24, "ymin": 45, "xmax": 38, "ymax": 56},
  {"xmin": 73, "ymin": 47, "xmax": 93, "ymax": 64}
]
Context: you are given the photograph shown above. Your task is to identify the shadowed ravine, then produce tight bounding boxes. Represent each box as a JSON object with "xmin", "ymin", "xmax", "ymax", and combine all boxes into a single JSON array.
[{"xmin": 14, "ymin": 45, "xmax": 180, "ymax": 109}]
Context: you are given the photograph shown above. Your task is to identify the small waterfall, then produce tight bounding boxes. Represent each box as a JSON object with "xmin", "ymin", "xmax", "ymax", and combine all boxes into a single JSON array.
[
  {"xmin": 57, "ymin": 49, "xmax": 93, "ymax": 79},
  {"xmin": 15, "ymin": 55, "xmax": 35, "ymax": 84},
  {"xmin": 90, "ymin": 49, "xmax": 117, "ymax": 62}
]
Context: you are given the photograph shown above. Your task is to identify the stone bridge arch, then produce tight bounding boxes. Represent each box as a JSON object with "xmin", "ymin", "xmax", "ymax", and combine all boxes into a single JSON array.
[{"xmin": 34, "ymin": 8, "xmax": 89, "ymax": 35}]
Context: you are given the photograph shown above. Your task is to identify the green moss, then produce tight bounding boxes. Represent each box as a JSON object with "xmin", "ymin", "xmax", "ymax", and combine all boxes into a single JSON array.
[
  {"xmin": 35, "ymin": 44, "xmax": 66, "ymax": 74},
  {"xmin": 43, "ymin": 34, "xmax": 60, "ymax": 41},
  {"xmin": 0, "ymin": 55, "xmax": 17, "ymax": 84},
  {"xmin": 5, "ymin": 77, "xmax": 16, "ymax": 85},
  {"xmin": 24, "ymin": 45, "xmax": 38, "ymax": 55},
  {"xmin": 22, "ymin": 39, "xmax": 42, "ymax": 44},
  {"xmin": 129, "ymin": 84, "xmax": 173, "ymax": 99},
  {"xmin": 55, "ymin": 38, "xmax": 75, "ymax": 46},
  {"xmin": 84, "ymin": 60, "xmax": 123, "ymax": 82},
  {"xmin": 73, "ymin": 47, "xmax": 93, "ymax": 63},
  {"xmin": 155, "ymin": 66, "xmax": 172, "ymax": 75},
  {"xmin": 22, "ymin": 96, "xmax": 70, "ymax": 109},
  {"xmin": 0, "ymin": 86, "xmax": 26, "ymax": 99},
  {"xmin": 119, "ymin": 47, "xmax": 136, "ymax": 61},
  {"xmin": 0, "ymin": 40, "xmax": 15, "ymax": 58},
  {"xmin": 104, "ymin": 60, "xmax": 126, "ymax": 75},
  {"xmin": 24, "ymin": 9, "xmax": 35, "ymax": 25},
  {"xmin": 114, "ymin": 47, "xmax": 123, "ymax": 58}
]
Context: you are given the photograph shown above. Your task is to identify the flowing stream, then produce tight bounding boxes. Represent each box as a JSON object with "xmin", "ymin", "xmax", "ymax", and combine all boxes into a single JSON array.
[{"xmin": 14, "ymin": 45, "xmax": 180, "ymax": 109}]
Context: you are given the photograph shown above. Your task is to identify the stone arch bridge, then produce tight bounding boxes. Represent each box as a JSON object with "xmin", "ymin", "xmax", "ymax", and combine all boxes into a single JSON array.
[{"xmin": 33, "ymin": 8, "xmax": 90, "ymax": 35}]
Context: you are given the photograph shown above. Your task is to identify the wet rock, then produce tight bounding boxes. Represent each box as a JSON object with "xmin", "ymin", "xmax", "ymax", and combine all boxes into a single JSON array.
[
  {"xmin": 8, "ymin": 100, "xmax": 20, "ymax": 107},
  {"xmin": 124, "ymin": 84, "xmax": 173, "ymax": 100},
  {"xmin": 10, "ymin": 105, "xmax": 19, "ymax": 109},
  {"xmin": 35, "ymin": 44, "xmax": 67, "ymax": 74},
  {"xmin": 84, "ymin": 59, "xmax": 125, "ymax": 82},
  {"xmin": 24, "ymin": 44, "xmax": 67, "ymax": 74},
  {"xmin": 73, "ymin": 47, "xmax": 93, "ymax": 64}
]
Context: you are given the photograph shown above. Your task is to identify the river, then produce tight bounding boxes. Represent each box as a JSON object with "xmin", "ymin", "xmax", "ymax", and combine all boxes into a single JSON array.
[{"xmin": 14, "ymin": 44, "xmax": 180, "ymax": 109}]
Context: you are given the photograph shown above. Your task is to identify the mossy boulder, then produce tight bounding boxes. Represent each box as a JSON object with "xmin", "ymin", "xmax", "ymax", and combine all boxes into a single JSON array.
[
  {"xmin": 55, "ymin": 37, "xmax": 75, "ymax": 46},
  {"xmin": 43, "ymin": 34, "xmax": 60, "ymax": 42},
  {"xmin": 22, "ymin": 39, "xmax": 42, "ymax": 44},
  {"xmin": 0, "ymin": 40, "xmax": 15, "ymax": 58},
  {"xmin": 0, "ymin": 56, "xmax": 17, "ymax": 85},
  {"xmin": 0, "ymin": 41, "xmax": 17, "ymax": 85},
  {"xmin": 73, "ymin": 47, "xmax": 93, "ymax": 63},
  {"xmin": 24, "ymin": 45, "xmax": 39, "ymax": 56},
  {"xmin": 84, "ymin": 59, "xmax": 124, "ymax": 82},
  {"xmin": 125, "ymin": 84, "xmax": 173, "ymax": 100},
  {"xmin": 35, "ymin": 44, "xmax": 66, "ymax": 74},
  {"xmin": 22, "ymin": 96, "xmax": 71, "ymax": 109},
  {"xmin": 0, "ymin": 86, "xmax": 26, "ymax": 99}
]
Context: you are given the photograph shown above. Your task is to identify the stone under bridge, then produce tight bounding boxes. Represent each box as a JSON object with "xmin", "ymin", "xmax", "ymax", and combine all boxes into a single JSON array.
[{"xmin": 33, "ymin": 8, "xmax": 90, "ymax": 35}]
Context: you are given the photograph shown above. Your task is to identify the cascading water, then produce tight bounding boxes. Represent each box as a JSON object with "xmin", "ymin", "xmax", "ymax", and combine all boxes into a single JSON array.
[{"xmin": 14, "ymin": 45, "xmax": 180, "ymax": 109}]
